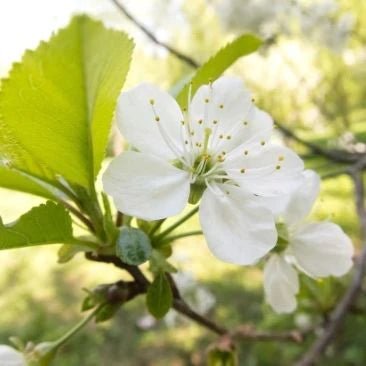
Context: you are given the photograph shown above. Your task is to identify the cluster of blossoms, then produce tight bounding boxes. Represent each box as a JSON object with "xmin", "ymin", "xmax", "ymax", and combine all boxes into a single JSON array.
[
  {"xmin": 102, "ymin": 76, "xmax": 354, "ymax": 313},
  {"xmin": 210, "ymin": 0, "xmax": 354, "ymax": 52}
]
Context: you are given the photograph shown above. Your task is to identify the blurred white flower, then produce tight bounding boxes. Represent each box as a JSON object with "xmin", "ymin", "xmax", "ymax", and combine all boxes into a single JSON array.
[
  {"xmin": 0, "ymin": 345, "xmax": 25, "ymax": 366},
  {"xmin": 264, "ymin": 170, "xmax": 354, "ymax": 313},
  {"xmin": 103, "ymin": 76, "xmax": 304, "ymax": 265}
]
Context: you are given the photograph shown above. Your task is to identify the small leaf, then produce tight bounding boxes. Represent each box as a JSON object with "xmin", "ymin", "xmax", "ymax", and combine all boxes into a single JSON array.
[
  {"xmin": 149, "ymin": 250, "xmax": 176, "ymax": 275},
  {"xmin": 116, "ymin": 226, "xmax": 152, "ymax": 265},
  {"xmin": 176, "ymin": 34, "xmax": 262, "ymax": 109},
  {"xmin": 0, "ymin": 201, "xmax": 73, "ymax": 250},
  {"xmin": 146, "ymin": 272, "xmax": 173, "ymax": 319},
  {"xmin": 57, "ymin": 244, "xmax": 90, "ymax": 264},
  {"xmin": 95, "ymin": 303, "xmax": 121, "ymax": 323},
  {"xmin": 208, "ymin": 348, "xmax": 238, "ymax": 366}
]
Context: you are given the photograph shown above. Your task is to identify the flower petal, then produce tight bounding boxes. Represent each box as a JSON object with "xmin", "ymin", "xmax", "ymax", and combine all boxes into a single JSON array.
[
  {"xmin": 264, "ymin": 254, "xmax": 299, "ymax": 314},
  {"xmin": 290, "ymin": 222, "xmax": 354, "ymax": 277},
  {"xmin": 103, "ymin": 151, "xmax": 190, "ymax": 220},
  {"xmin": 223, "ymin": 145, "xmax": 304, "ymax": 196},
  {"xmin": 199, "ymin": 184, "xmax": 277, "ymax": 265},
  {"xmin": 0, "ymin": 345, "xmax": 26, "ymax": 366},
  {"xmin": 189, "ymin": 76, "xmax": 252, "ymax": 133},
  {"xmin": 283, "ymin": 170, "xmax": 320, "ymax": 225},
  {"xmin": 117, "ymin": 83, "xmax": 184, "ymax": 160}
]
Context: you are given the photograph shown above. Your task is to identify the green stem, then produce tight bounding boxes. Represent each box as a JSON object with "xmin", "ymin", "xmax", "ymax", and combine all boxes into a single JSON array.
[
  {"xmin": 52, "ymin": 305, "xmax": 102, "ymax": 350},
  {"xmin": 156, "ymin": 230, "xmax": 203, "ymax": 247},
  {"xmin": 149, "ymin": 220, "xmax": 165, "ymax": 236},
  {"xmin": 154, "ymin": 206, "xmax": 199, "ymax": 241}
]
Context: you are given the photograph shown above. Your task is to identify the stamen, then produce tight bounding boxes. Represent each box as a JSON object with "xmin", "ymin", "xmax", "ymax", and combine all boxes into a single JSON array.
[
  {"xmin": 198, "ymin": 119, "xmax": 203, "ymax": 125},
  {"xmin": 276, "ymin": 165, "xmax": 281, "ymax": 170},
  {"xmin": 260, "ymin": 141, "xmax": 265, "ymax": 146},
  {"xmin": 243, "ymin": 121, "xmax": 248, "ymax": 126},
  {"xmin": 226, "ymin": 135, "xmax": 231, "ymax": 140},
  {"xmin": 244, "ymin": 150, "xmax": 249, "ymax": 155},
  {"xmin": 149, "ymin": 99, "xmax": 155, "ymax": 105},
  {"xmin": 278, "ymin": 155, "xmax": 284, "ymax": 161},
  {"xmin": 219, "ymin": 104, "xmax": 224, "ymax": 109},
  {"xmin": 240, "ymin": 168, "xmax": 246, "ymax": 173},
  {"xmin": 202, "ymin": 128, "xmax": 212, "ymax": 155},
  {"xmin": 155, "ymin": 116, "xmax": 160, "ymax": 122}
]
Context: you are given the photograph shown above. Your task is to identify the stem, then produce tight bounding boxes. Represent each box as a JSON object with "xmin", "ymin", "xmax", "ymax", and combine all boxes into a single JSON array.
[
  {"xmin": 156, "ymin": 230, "xmax": 203, "ymax": 247},
  {"xmin": 149, "ymin": 220, "xmax": 165, "ymax": 236},
  {"xmin": 52, "ymin": 305, "xmax": 102, "ymax": 350},
  {"xmin": 153, "ymin": 206, "xmax": 199, "ymax": 241}
]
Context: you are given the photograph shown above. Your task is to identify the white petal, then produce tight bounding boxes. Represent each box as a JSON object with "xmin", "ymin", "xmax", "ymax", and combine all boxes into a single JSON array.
[
  {"xmin": 283, "ymin": 170, "xmax": 320, "ymax": 225},
  {"xmin": 264, "ymin": 254, "xmax": 299, "ymax": 314},
  {"xmin": 0, "ymin": 345, "xmax": 26, "ymax": 366},
  {"xmin": 189, "ymin": 76, "xmax": 252, "ymax": 133},
  {"xmin": 291, "ymin": 222, "xmax": 354, "ymax": 277},
  {"xmin": 199, "ymin": 184, "xmax": 277, "ymax": 265},
  {"xmin": 214, "ymin": 106, "xmax": 274, "ymax": 155},
  {"xmin": 103, "ymin": 151, "xmax": 190, "ymax": 220},
  {"xmin": 117, "ymin": 83, "xmax": 184, "ymax": 160},
  {"xmin": 223, "ymin": 145, "xmax": 304, "ymax": 196}
]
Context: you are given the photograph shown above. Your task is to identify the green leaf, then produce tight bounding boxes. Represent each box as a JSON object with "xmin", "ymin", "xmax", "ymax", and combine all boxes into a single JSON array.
[
  {"xmin": 0, "ymin": 166, "xmax": 54, "ymax": 199},
  {"xmin": 176, "ymin": 34, "xmax": 262, "ymax": 109},
  {"xmin": 0, "ymin": 15, "xmax": 134, "ymax": 190},
  {"xmin": 207, "ymin": 348, "xmax": 238, "ymax": 366},
  {"xmin": 146, "ymin": 272, "xmax": 173, "ymax": 319},
  {"xmin": 116, "ymin": 226, "xmax": 152, "ymax": 265},
  {"xmin": 95, "ymin": 303, "xmax": 121, "ymax": 323},
  {"xmin": 57, "ymin": 243, "xmax": 91, "ymax": 263},
  {"xmin": 0, "ymin": 201, "xmax": 73, "ymax": 250}
]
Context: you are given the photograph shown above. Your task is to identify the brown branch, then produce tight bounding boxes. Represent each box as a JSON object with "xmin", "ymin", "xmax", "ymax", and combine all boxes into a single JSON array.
[
  {"xmin": 275, "ymin": 121, "xmax": 361, "ymax": 164},
  {"xmin": 110, "ymin": 0, "xmax": 199, "ymax": 68},
  {"xmin": 295, "ymin": 167, "xmax": 366, "ymax": 366},
  {"xmin": 86, "ymin": 253, "xmax": 307, "ymax": 342}
]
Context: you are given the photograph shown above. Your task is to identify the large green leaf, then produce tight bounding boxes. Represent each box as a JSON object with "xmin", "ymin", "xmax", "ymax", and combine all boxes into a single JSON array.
[
  {"xmin": 0, "ymin": 201, "xmax": 73, "ymax": 250},
  {"xmin": 0, "ymin": 166, "xmax": 54, "ymax": 199},
  {"xmin": 0, "ymin": 15, "xmax": 134, "ymax": 190},
  {"xmin": 176, "ymin": 34, "xmax": 262, "ymax": 109}
]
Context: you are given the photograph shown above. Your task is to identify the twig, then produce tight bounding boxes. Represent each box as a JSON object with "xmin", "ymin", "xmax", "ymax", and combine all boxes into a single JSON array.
[
  {"xmin": 275, "ymin": 121, "xmax": 360, "ymax": 164},
  {"xmin": 295, "ymin": 167, "xmax": 366, "ymax": 366},
  {"xmin": 110, "ymin": 0, "xmax": 199, "ymax": 68}
]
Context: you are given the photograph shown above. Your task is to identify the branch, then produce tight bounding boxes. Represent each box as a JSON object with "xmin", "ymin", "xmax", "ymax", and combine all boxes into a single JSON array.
[
  {"xmin": 275, "ymin": 121, "xmax": 361, "ymax": 164},
  {"xmin": 295, "ymin": 167, "xmax": 366, "ymax": 366},
  {"xmin": 110, "ymin": 0, "xmax": 199, "ymax": 68},
  {"xmin": 86, "ymin": 253, "xmax": 307, "ymax": 342}
]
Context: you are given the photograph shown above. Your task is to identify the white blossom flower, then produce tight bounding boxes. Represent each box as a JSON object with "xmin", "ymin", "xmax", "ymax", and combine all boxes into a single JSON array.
[
  {"xmin": 103, "ymin": 76, "xmax": 304, "ymax": 265},
  {"xmin": 0, "ymin": 345, "xmax": 26, "ymax": 366},
  {"xmin": 263, "ymin": 170, "xmax": 354, "ymax": 313}
]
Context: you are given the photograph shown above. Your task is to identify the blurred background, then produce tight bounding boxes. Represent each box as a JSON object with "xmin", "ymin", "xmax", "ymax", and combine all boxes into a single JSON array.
[{"xmin": 0, "ymin": 0, "xmax": 365, "ymax": 365}]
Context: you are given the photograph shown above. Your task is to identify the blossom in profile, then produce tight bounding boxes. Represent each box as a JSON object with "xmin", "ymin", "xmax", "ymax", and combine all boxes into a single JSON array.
[
  {"xmin": 103, "ymin": 77, "xmax": 304, "ymax": 265},
  {"xmin": 264, "ymin": 170, "xmax": 354, "ymax": 313}
]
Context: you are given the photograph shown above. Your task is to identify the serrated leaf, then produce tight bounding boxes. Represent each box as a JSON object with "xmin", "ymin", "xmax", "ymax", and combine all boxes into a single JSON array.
[
  {"xmin": 0, "ymin": 201, "xmax": 73, "ymax": 250},
  {"xmin": 116, "ymin": 226, "xmax": 152, "ymax": 265},
  {"xmin": 146, "ymin": 272, "xmax": 173, "ymax": 319},
  {"xmin": 176, "ymin": 34, "xmax": 262, "ymax": 109},
  {"xmin": 0, "ymin": 15, "xmax": 134, "ymax": 190}
]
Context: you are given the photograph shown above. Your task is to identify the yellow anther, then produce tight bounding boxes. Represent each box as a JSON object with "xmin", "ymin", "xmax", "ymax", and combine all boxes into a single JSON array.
[
  {"xmin": 149, "ymin": 99, "xmax": 155, "ymax": 105},
  {"xmin": 222, "ymin": 151, "xmax": 226, "ymax": 155},
  {"xmin": 185, "ymin": 140, "xmax": 188, "ymax": 144},
  {"xmin": 240, "ymin": 168, "xmax": 246, "ymax": 173},
  {"xmin": 205, "ymin": 98, "xmax": 209, "ymax": 103},
  {"xmin": 261, "ymin": 141, "xmax": 265, "ymax": 146},
  {"xmin": 276, "ymin": 165, "xmax": 281, "ymax": 170},
  {"xmin": 181, "ymin": 120, "xmax": 185, "ymax": 125},
  {"xmin": 219, "ymin": 104, "xmax": 224, "ymax": 109},
  {"xmin": 219, "ymin": 134, "xmax": 224, "ymax": 139},
  {"xmin": 183, "ymin": 107, "xmax": 187, "ymax": 112},
  {"xmin": 191, "ymin": 131, "xmax": 195, "ymax": 136},
  {"xmin": 243, "ymin": 121, "xmax": 248, "ymax": 126},
  {"xmin": 244, "ymin": 150, "xmax": 249, "ymax": 155},
  {"xmin": 198, "ymin": 119, "xmax": 203, "ymax": 124},
  {"xmin": 278, "ymin": 155, "xmax": 284, "ymax": 161},
  {"xmin": 226, "ymin": 135, "xmax": 231, "ymax": 140},
  {"xmin": 213, "ymin": 120, "xmax": 218, "ymax": 125},
  {"xmin": 155, "ymin": 116, "xmax": 160, "ymax": 122}
]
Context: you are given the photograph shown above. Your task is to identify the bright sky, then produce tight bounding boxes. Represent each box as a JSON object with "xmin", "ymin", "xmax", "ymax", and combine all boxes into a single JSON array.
[{"xmin": 0, "ymin": 0, "xmax": 185, "ymax": 75}]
